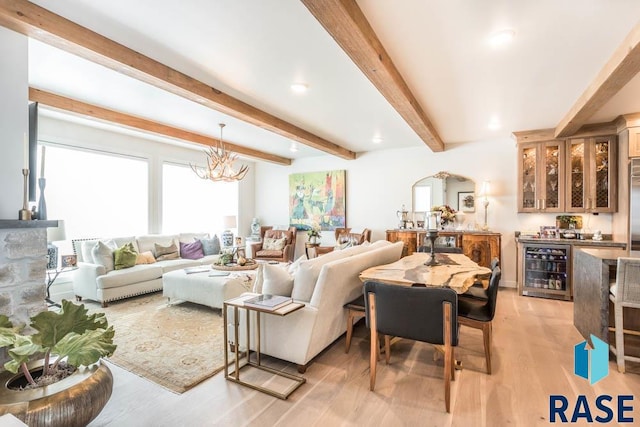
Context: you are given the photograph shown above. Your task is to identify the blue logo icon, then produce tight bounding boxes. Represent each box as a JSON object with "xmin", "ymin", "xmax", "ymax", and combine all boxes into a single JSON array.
[{"xmin": 574, "ymin": 334, "xmax": 608, "ymax": 385}]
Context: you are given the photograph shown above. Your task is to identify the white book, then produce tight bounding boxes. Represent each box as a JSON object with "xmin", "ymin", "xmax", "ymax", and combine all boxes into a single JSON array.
[{"xmin": 243, "ymin": 294, "xmax": 293, "ymax": 311}]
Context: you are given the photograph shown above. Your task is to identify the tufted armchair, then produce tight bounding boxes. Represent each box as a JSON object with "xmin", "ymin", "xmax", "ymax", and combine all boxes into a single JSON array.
[{"xmin": 249, "ymin": 226, "xmax": 297, "ymax": 262}]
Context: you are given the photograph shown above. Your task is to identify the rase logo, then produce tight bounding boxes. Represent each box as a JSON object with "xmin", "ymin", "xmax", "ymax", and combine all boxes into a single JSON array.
[{"xmin": 549, "ymin": 335, "xmax": 634, "ymax": 424}]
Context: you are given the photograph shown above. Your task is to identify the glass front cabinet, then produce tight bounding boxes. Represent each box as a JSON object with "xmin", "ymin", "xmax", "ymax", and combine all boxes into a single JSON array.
[
  {"xmin": 566, "ymin": 136, "xmax": 617, "ymax": 213},
  {"xmin": 517, "ymin": 140, "xmax": 566, "ymax": 213}
]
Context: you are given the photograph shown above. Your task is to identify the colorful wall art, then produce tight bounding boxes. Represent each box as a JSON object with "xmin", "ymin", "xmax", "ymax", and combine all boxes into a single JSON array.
[{"xmin": 289, "ymin": 170, "xmax": 346, "ymax": 231}]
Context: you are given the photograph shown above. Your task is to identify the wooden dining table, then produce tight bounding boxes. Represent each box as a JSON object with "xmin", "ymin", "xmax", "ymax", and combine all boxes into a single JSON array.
[{"xmin": 359, "ymin": 252, "xmax": 491, "ymax": 293}]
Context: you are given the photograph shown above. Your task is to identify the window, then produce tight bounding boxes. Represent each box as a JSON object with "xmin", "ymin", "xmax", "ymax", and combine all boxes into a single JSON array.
[
  {"xmin": 40, "ymin": 144, "xmax": 148, "ymax": 238},
  {"xmin": 414, "ymin": 185, "xmax": 432, "ymax": 212},
  {"xmin": 162, "ymin": 163, "xmax": 238, "ymax": 234}
]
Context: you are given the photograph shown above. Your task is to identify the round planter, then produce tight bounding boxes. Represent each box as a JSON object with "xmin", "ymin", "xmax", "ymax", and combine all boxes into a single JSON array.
[{"xmin": 0, "ymin": 360, "xmax": 113, "ymax": 427}]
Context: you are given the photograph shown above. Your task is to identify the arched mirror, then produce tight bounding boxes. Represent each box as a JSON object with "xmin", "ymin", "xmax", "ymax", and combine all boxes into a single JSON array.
[{"xmin": 412, "ymin": 171, "xmax": 476, "ymax": 218}]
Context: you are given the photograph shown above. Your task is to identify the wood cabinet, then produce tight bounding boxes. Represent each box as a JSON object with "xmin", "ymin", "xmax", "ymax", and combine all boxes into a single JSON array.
[
  {"xmin": 628, "ymin": 127, "xmax": 640, "ymax": 158},
  {"xmin": 386, "ymin": 230, "xmax": 500, "ymax": 269},
  {"xmin": 517, "ymin": 140, "xmax": 566, "ymax": 213},
  {"xmin": 566, "ymin": 136, "xmax": 617, "ymax": 213}
]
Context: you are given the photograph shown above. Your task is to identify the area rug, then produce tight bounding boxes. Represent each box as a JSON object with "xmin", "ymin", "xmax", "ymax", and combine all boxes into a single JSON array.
[{"xmin": 89, "ymin": 293, "xmax": 225, "ymax": 394}]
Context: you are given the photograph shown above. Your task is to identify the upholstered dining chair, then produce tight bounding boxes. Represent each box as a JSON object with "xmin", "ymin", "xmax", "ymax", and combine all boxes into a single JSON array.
[
  {"xmin": 364, "ymin": 281, "xmax": 458, "ymax": 413},
  {"xmin": 462, "ymin": 257, "xmax": 500, "ymax": 301},
  {"xmin": 248, "ymin": 226, "xmax": 297, "ymax": 262},
  {"xmin": 457, "ymin": 265, "xmax": 501, "ymax": 374},
  {"xmin": 609, "ymin": 257, "xmax": 640, "ymax": 373}
]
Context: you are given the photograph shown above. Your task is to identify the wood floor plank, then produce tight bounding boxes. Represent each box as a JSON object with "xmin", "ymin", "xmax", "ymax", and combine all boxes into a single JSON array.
[{"xmin": 87, "ymin": 289, "xmax": 640, "ymax": 426}]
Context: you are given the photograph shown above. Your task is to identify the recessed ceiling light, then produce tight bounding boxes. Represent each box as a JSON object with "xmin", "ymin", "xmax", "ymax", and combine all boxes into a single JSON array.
[
  {"xmin": 488, "ymin": 117, "xmax": 501, "ymax": 130},
  {"xmin": 372, "ymin": 136, "xmax": 383, "ymax": 144},
  {"xmin": 489, "ymin": 29, "xmax": 516, "ymax": 47},
  {"xmin": 290, "ymin": 83, "xmax": 308, "ymax": 94},
  {"xmin": 289, "ymin": 142, "xmax": 299, "ymax": 152}
]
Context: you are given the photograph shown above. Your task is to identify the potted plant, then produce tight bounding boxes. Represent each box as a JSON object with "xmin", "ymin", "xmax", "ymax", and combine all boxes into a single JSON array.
[
  {"xmin": 307, "ymin": 228, "xmax": 321, "ymax": 244},
  {"xmin": 0, "ymin": 300, "xmax": 116, "ymax": 427}
]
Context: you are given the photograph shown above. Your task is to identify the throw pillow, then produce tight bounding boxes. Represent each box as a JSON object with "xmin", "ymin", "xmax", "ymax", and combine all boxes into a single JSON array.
[
  {"xmin": 114, "ymin": 242, "xmax": 138, "ymax": 270},
  {"xmin": 261, "ymin": 264, "xmax": 294, "ymax": 297},
  {"xmin": 180, "ymin": 240, "xmax": 204, "ymax": 260},
  {"xmin": 200, "ymin": 235, "xmax": 221, "ymax": 256},
  {"xmin": 252, "ymin": 264, "xmax": 264, "ymax": 293},
  {"xmin": 135, "ymin": 251, "xmax": 156, "ymax": 265},
  {"xmin": 155, "ymin": 242, "xmax": 179, "ymax": 261},
  {"xmin": 263, "ymin": 237, "xmax": 286, "ymax": 251},
  {"xmin": 80, "ymin": 240, "xmax": 99, "ymax": 264},
  {"xmin": 291, "ymin": 260, "xmax": 322, "ymax": 302},
  {"xmin": 91, "ymin": 240, "xmax": 116, "ymax": 273}
]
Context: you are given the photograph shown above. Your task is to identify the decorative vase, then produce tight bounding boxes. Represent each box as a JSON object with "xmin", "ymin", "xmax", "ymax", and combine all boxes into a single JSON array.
[
  {"xmin": 37, "ymin": 177, "xmax": 47, "ymax": 220},
  {"xmin": 250, "ymin": 218, "xmax": 261, "ymax": 240},
  {"xmin": 309, "ymin": 236, "xmax": 318, "ymax": 244},
  {"xmin": 0, "ymin": 360, "xmax": 113, "ymax": 427}
]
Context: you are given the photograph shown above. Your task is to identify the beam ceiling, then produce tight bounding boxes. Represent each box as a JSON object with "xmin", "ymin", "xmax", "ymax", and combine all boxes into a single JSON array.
[
  {"xmin": 30, "ymin": 88, "xmax": 292, "ymax": 165},
  {"xmin": 301, "ymin": 0, "xmax": 444, "ymax": 152},
  {"xmin": 555, "ymin": 21, "xmax": 640, "ymax": 138},
  {"xmin": 0, "ymin": 0, "xmax": 355, "ymax": 160}
]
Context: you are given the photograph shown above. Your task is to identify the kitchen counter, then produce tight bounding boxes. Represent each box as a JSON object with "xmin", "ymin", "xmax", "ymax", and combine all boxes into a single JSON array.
[
  {"xmin": 516, "ymin": 237, "xmax": 627, "ymax": 249},
  {"xmin": 572, "ymin": 248, "xmax": 637, "ymax": 354}
]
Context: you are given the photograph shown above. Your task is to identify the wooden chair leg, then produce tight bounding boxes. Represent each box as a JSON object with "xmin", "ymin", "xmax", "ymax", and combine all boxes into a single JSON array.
[
  {"xmin": 443, "ymin": 303, "xmax": 452, "ymax": 413},
  {"xmin": 369, "ymin": 294, "xmax": 378, "ymax": 391},
  {"xmin": 450, "ymin": 348, "xmax": 456, "ymax": 381},
  {"xmin": 615, "ymin": 304, "xmax": 626, "ymax": 373},
  {"xmin": 483, "ymin": 322, "xmax": 492, "ymax": 374},
  {"xmin": 384, "ymin": 335, "xmax": 391, "ymax": 364},
  {"xmin": 345, "ymin": 310, "xmax": 355, "ymax": 353}
]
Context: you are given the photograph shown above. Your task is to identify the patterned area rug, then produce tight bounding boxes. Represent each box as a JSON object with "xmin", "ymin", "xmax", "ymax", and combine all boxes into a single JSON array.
[{"xmin": 89, "ymin": 292, "xmax": 225, "ymax": 394}]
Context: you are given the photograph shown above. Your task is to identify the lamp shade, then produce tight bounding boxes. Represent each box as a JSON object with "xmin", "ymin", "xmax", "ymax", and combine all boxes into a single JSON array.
[
  {"xmin": 222, "ymin": 215, "xmax": 237, "ymax": 229},
  {"xmin": 47, "ymin": 220, "xmax": 66, "ymax": 243},
  {"xmin": 479, "ymin": 181, "xmax": 491, "ymax": 198}
]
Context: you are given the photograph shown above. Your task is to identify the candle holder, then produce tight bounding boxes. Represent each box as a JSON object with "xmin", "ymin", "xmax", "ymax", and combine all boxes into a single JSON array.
[
  {"xmin": 18, "ymin": 168, "xmax": 31, "ymax": 220},
  {"xmin": 424, "ymin": 230, "xmax": 440, "ymax": 266}
]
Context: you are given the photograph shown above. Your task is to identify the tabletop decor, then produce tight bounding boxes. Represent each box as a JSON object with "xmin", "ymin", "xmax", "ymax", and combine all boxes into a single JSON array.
[
  {"xmin": 307, "ymin": 227, "xmax": 321, "ymax": 244},
  {"xmin": 424, "ymin": 210, "xmax": 442, "ymax": 266},
  {"xmin": 433, "ymin": 205, "xmax": 457, "ymax": 229},
  {"xmin": 0, "ymin": 300, "xmax": 116, "ymax": 426}
]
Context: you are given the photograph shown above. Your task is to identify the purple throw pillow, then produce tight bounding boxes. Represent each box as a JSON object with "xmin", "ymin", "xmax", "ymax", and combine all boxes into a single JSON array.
[{"xmin": 180, "ymin": 240, "xmax": 204, "ymax": 260}]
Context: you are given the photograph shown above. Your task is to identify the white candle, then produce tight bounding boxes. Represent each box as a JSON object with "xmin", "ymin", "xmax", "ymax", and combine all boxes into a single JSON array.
[
  {"xmin": 23, "ymin": 133, "xmax": 28, "ymax": 170},
  {"xmin": 40, "ymin": 145, "xmax": 46, "ymax": 177}
]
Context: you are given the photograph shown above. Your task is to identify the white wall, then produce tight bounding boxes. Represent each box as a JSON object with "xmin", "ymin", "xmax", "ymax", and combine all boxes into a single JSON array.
[
  {"xmin": 0, "ymin": 27, "xmax": 28, "ymax": 219},
  {"xmin": 37, "ymin": 116, "xmax": 256, "ymax": 236},
  {"xmin": 254, "ymin": 138, "xmax": 616, "ymax": 288}
]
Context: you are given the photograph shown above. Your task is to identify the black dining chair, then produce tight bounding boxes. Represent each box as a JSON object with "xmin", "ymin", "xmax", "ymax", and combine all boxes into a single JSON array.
[
  {"xmin": 457, "ymin": 265, "xmax": 501, "ymax": 374},
  {"xmin": 417, "ymin": 245, "xmax": 463, "ymax": 254},
  {"xmin": 462, "ymin": 257, "xmax": 500, "ymax": 301},
  {"xmin": 364, "ymin": 281, "xmax": 458, "ymax": 413}
]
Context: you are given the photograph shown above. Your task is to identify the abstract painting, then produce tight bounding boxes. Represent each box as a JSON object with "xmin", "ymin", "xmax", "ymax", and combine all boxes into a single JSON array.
[{"xmin": 289, "ymin": 170, "xmax": 346, "ymax": 231}]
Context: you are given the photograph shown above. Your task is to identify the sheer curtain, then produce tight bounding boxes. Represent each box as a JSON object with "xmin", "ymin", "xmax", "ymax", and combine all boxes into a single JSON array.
[
  {"xmin": 40, "ymin": 143, "xmax": 148, "ymax": 239},
  {"xmin": 162, "ymin": 162, "xmax": 238, "ymax": 235}
]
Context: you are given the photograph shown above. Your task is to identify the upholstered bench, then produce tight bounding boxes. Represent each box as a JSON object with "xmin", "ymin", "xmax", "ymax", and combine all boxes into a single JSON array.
[{"xmin": 162, "ymin": 269, "xmax": 255, "ymax": 310}]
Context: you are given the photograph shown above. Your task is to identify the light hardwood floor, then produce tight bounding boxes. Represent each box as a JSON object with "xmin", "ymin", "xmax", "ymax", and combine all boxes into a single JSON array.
[{"xmin": 78, "ymin": 288, "xmax": 640, "ymax": 427}]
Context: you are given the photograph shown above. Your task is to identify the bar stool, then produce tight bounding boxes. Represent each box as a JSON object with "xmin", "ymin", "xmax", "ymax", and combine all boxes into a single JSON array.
[{"xmin": 609, "ymin": 257, "xmax": 640, "ymax": 373}]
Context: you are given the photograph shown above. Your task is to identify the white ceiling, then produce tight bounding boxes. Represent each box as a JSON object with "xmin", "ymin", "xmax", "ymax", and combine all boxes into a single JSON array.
[{"xmin": 27, "ymin": 0, "xmax": 640, "ymax": 162}]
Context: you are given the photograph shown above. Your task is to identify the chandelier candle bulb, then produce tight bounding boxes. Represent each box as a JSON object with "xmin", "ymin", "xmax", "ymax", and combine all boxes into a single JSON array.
[{"xmin": 190, "ymin": 123, "xmax": 249, "ymax": 182}]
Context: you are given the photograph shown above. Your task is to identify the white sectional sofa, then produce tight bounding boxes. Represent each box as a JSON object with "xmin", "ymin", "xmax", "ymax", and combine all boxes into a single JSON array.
[
  {"xmin": 72, "ymin": 233, "xmax": 220, "ymax": 306},
  {"xmin": 230, "ymin": 240, "xmax": 404, "ymax": 369}
]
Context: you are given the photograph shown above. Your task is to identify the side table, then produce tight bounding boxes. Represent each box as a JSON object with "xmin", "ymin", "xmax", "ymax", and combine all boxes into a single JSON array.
[
  {"xmin": 223, "ymin": 294, "xmax": 306, "ymax": 399},
  {"xmin": 304, "ymin": 242, "xmax": 320, "ymax": 259},
  {"xmin": 46, "ymin": 266, "xmax": 77, "ymax": 307}
]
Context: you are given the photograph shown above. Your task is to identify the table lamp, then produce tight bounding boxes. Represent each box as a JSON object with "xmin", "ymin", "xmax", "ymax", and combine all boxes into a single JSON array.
[
  {"xmin": 46, "ymin": 220, "xmax": 66, "ymax": 270},
  {"xmin": 479, "ymin": 181, "xmax": 490, "ymax": 231},
  {"xmin": 221, "ymin": 215, "xmax": 237, "ymax": 247},
  {"xmin": 424, "ymin": 210, "xmax": 441, "ymax": 266}
]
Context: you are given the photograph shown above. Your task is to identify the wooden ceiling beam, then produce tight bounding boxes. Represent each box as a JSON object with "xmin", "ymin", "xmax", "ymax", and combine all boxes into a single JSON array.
[
  {"xmin": 29, "ymin": 88, "xmax": 292, "ymax": 165},
  {"xmin": 301, "ymin": 0, "xmax": 444, "ymax": 152},
  {"xmin": 0, "ymin": 0, "xmax": 354, "ymax": 160},
  {"xmin": 555, "ymin": 21, "xmax": 640, "ymax": 138}
]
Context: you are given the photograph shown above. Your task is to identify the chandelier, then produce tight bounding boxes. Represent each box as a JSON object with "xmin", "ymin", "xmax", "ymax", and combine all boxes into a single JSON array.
[{"xmin": 191, "ymin": 123, "xmax": 249, "ymax": 182}]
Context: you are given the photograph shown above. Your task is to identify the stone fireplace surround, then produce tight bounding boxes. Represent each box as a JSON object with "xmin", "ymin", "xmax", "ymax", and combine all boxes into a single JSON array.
[{"xmin": 0, "ymin": 219, "xmax": 57, "ymax": 365}]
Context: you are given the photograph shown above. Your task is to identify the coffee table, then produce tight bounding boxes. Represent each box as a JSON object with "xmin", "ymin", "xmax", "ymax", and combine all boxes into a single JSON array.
[{"xmin": 162, "ymin": 268, "xmax": 255, "ymax": 310}]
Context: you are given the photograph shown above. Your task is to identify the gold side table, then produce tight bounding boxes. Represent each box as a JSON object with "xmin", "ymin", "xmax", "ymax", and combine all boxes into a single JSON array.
[{"xmin": 223, "ymin": 294, "xmax": 306, "ymax": 399}]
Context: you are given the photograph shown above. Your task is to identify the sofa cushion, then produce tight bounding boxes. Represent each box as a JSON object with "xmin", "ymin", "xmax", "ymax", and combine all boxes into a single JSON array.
[
  {"xmin": 255, "ymin": 249, "xmax": 285, "ymax": 258},
  {"xmin": 200, "ymin": 236, "xmax": 221, "ymax": 256},
  {"xmin": 114, "ymin": 243, "xmax": 138, "ymax": 270},
  {"xmin": 156, "ymin": 258, "xmax": 201, "ymax": 273},
  {"xmin": 137, "ymin": 234, "xmax": 179, "ymax": 256},
  {"xmin": 112, "ymin": 236, "xmax": 139, "ymax": 253},
  {"xmin": 263, "ymin": 237, "xmax": 286, "ymax": 251},
  {"xmin": 262, "ymin": 264, "xmax": 294, "ymax": 297},
  {"xmin": 136, "ymin": 251, "xmax": 156, "ymax": 265},
  {"xmin": 180, "ymin": 240, "xmax": 204, "ymax": 260},
  {"xmin": 91, "ymin": 240, "xmax": 117, "ymax": 273},
  {"xmin": 179, "ymin": 232, "xmax": 209, "ymax": 243},
  {"xmin": 155, "ymin": 242, "xmax": 179, "ymax": 261},
  {"xmin": 96, "ymin": 264, "xmax": 164, "ymax": 289}
]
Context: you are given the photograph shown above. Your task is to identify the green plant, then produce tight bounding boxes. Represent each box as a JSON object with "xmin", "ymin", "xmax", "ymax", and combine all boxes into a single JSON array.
[
  {"xmin": 0, "ymin": 300, "xmax": 116, "ymax": 387},
  {"xmin": 307, "ymin": 228, "xmax": 321, "ymax": 238}
]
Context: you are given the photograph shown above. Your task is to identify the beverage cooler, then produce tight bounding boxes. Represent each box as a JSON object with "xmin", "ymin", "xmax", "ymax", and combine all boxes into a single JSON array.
[{"xmin": 522, "ymin": 243, "xmax": 572, "ymax": 300}]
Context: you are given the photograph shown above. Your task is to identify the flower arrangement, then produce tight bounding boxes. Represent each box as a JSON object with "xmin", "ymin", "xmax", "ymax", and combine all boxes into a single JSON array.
[
  {"xmin": 433, "ymin": 205, "xmax": 457, "ymax": 226},
  {"xmin": 307, "ymin": 228, "xmax": 321, "ymax": 239}
]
